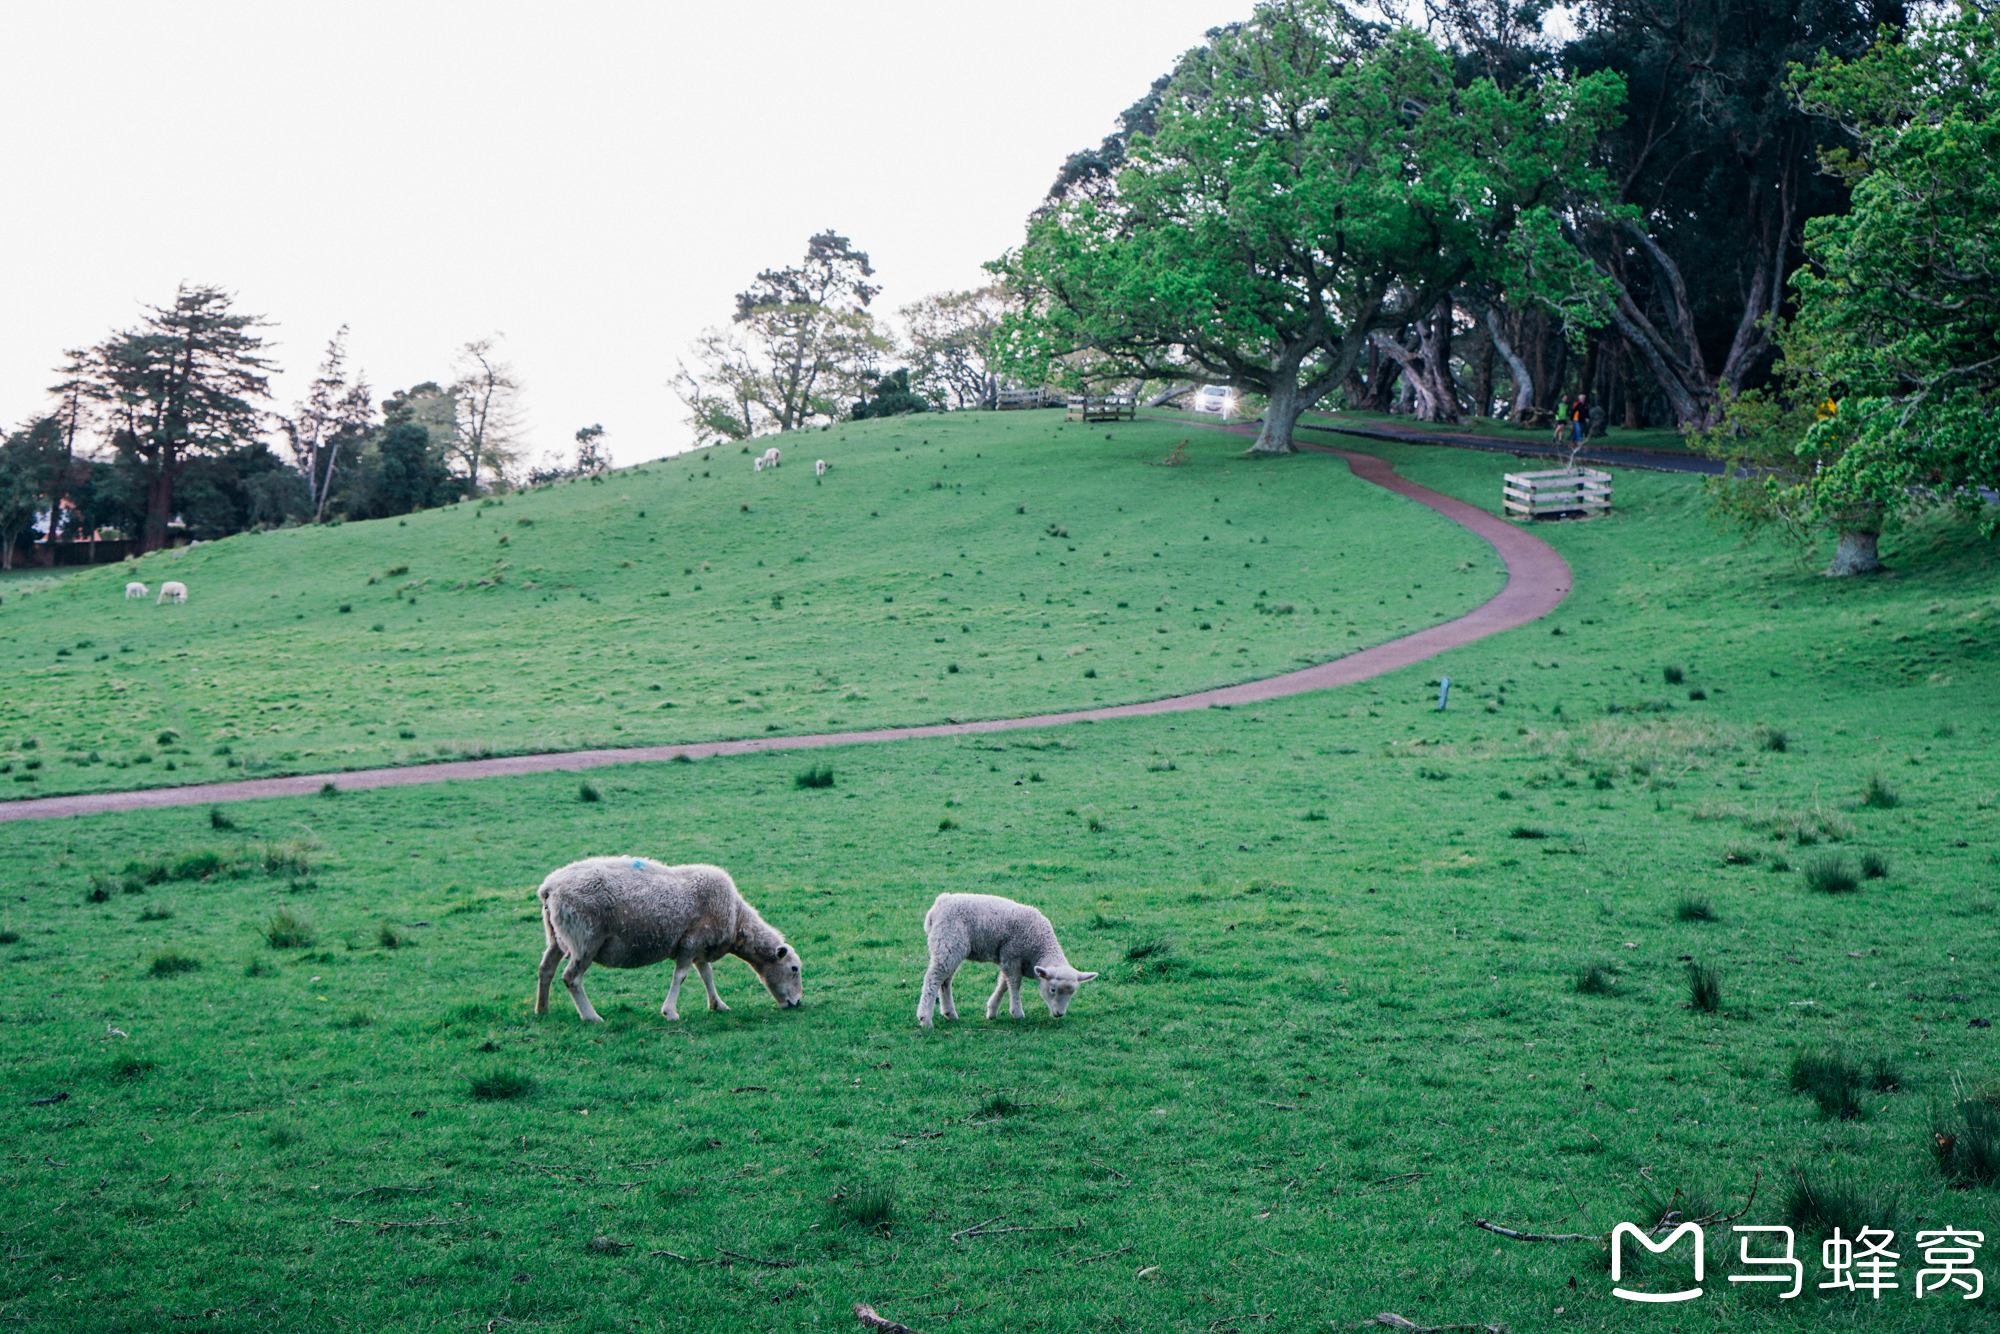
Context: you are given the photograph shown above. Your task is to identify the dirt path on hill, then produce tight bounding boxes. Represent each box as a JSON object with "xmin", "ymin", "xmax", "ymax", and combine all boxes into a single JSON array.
[{"xmin": 0, "ymin": 435, "xmax": 1571, "ymax": 824}]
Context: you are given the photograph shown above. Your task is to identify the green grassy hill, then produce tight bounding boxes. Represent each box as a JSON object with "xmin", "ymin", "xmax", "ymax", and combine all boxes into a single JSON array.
[
  {"xmin": 0, "ymin": 412, "xmax": 1498, "ymax": 797},
  {"xmin": 0, "ymin": 428, "xmax": 1996, "ymax": 1332}
]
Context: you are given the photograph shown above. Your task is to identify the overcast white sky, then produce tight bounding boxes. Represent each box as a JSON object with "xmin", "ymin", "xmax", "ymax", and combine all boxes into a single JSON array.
[{"xmin": 0, "ymin": 0, "xmax": 1267, "ymax": 470}]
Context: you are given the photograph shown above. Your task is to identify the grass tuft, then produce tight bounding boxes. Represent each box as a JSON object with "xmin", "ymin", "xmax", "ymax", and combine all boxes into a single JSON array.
[
  {"xmin": 1861, "ymin": 772, "xmax": 1900, "ymax": 809},
  {"xmin": 578, "ymin": 780, "xmax": 601, "ymax": 803},
  {"xmin": 1785, "ymin": 1169, "xmax": 1902, "ymax": 1240},
  {"xmin": 794, "ymin": 764, "xmax": 835, "ymax": 789},
  {"xmin": 468, "ymin": 1070, "xmax": 535, "ymax": 1102},
  {"xmin": 377, "ymin": 923, "xmax": 402, "ymax": 949},
  {"xmin": 1802, "ymin": 853, "xmax": 1859, "ymax": 894},
  {"xmin": 1859, "ymin": 850, "xmax": 1891, "ymax": 880},
  {"xmin": 208, "ymin": 805, "xmax": 235, "ymax": 830},
  {"xmin": 148, "ymin": 949, "xmax": 201, "ymax": 977},
  {"xmin": 1790, "ymin": 1048, "xmax": 1869, "ymax": 1119},
  {"xmin": 1662, "ymin": 665, "xmax": 1684, "ymax": 684},
  {"xmin": 1574, "ymin": 964, "xmax": 1615, "ymax": 995},
  {"xmin": 937, "ymin": 816, "xmax": 958, "ymax": 832},
  {"xmin": 1685, "ymin": 961, "xmax": 1721, "ymax": 1012},
  {"xmin": 1675, "ymin": 894, "xmax": 1717, "ymax": 922},
  {"xmin": 1933, "ymin": 1094, "xmax": 2000, "ymax": 1186},
  {"xmin": 828, "ymin": 1183, "xmax": 897, "ymax": 1232},
  {"xmin": 1125, "ymin": 938, "xmax": 1172, "ymax": 962},
  {"xmin": 1757, "ymin": 726, "xmax": 1788, "ymax": 753},
  {"xmin": 264, "ymin": 909, "xmax": 317, "ymax": 950},
  {"xmin": 1508, "ymin": 825, "xmax": 1547, "ymax": 839}
]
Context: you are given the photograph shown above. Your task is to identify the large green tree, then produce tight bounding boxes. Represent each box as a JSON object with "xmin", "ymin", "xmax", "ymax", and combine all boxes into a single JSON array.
[
  {"xmin": 283, "ymin": 327, "xmax": 375, "ymax": 524},
  {"xmin": 1704, "ymin": 3, "xmax": 2000, "ymax": 573},
  {"xmin": 60, "ymin": 285, "xmax": 276, "ymax": 551},
  {"xmin": 994, "ymin": 0, "xmax": 1623, "ymax": 454}
]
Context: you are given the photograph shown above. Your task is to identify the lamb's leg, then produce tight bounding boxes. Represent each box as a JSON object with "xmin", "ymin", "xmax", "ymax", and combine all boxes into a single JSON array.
[
  {"xmin": 986, "ymin": 968, "xmax": 1011, "ymax": 1020},
  {"xmin": 918, "ymin": 949, "xmax": 964, "ymax": 1028},
  {"xmin": 941, "ymin": 971, "xmax": 958, "ymax": 1020},
  {"xmin": 661, "ymin": 962, "xmax": 692, "ymax": 1021},
  {"xmin": 1005, "ymin": 968, "xmax": 1027, "ymax": 1020},
  {"xmin": 695, "ymin": 961, "xmax": 730, "ymax": 1012},
  {"xmin": 561, "ymin": 955, "xmax": 603, "ymax": 1023}
]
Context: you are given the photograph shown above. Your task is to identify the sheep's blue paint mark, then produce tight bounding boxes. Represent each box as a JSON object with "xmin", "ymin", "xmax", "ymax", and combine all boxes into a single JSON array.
[{"xmin": 632, "ymin": 859, "xmax": 645, "ymax": 868}]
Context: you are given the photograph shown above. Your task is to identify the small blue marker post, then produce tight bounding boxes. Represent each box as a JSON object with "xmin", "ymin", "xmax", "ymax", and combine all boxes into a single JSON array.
[{"xmin": 1437, "ymin": 677, "xmax": 1451, "ymax": 711}]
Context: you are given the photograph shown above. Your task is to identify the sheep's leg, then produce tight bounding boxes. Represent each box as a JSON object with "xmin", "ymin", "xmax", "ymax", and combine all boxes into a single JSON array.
[
  {"xmin": 940, "ymin": 972, "xmax": 958, "ymax": 1021},
  {"xmin": 695, "ymin": 961, "xmax": 730, "ymax": 1012},
  {"xmin": 561, "ymin": 955, "xmax": 604, "ymax": 1023},
  {"xmin": 535, "ymin": 943, "xmax": 563, "ymax": 1014},
  {"xmin": 660, "ymin": 962, "xmax": 696, "ymax": 1021},
  {"xmin": 986, "ymin": 968, "xmax": 1012, "ymax": 1020},
  {"xmin": 1004, "ymin": 968, "xmax": 1028, "ymax": 1020}
]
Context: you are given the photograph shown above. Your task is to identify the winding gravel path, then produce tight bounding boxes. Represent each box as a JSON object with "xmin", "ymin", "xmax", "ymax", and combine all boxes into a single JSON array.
[{"xmin": 0, "ymin": 439, "xmax": 1571, "ymax": 824}]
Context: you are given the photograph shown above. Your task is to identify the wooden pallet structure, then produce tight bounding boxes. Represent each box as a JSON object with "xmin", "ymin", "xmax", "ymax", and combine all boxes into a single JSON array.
[
  {"xmin": 994, "ymin": 386, "xmax": 1056, "ymax": 410},
  {"xmin": 1065, "ymin": 394, "xmax": 1137, "ymax": 422},
  {"xmin": 1502, "ymin": 467, "xmax": 1612, "ymax": 520}
]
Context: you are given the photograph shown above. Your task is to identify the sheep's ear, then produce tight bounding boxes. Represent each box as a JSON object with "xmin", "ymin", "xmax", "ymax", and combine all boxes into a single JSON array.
[
  {"xmin": 772, "ymin": 944, "xmax": 789, "ymax": 960},
  {"xmin": 1032, "ymin": 966, "xmax": 1052, "ymax": 981},
  {"xmin": 1076, "ymin": 972, "xmax": 1099, "ymax": 983}
]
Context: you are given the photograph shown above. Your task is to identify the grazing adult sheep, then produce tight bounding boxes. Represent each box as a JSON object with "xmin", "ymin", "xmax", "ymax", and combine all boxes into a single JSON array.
[
  {"xmin": 125, "ymin": 582, "xmax": 148, "ymax": 599},
  {"xmin": 156, "ymin": 581, "xmax": 187, "ymax": 604},
  {"xmin": 814, "ymin": 458, "xmax": 828, "ymax": 477},
  {"xmin": 760, "ymin": 446, "xmax": 781, "ymax": 468},
  {"xmin": 535, "ymin": 858, "xmax": 802, "ymax": 1022},
  {"xmin": 917, "ymin": 893, "xmax": 1097, "ymax": 1028}
]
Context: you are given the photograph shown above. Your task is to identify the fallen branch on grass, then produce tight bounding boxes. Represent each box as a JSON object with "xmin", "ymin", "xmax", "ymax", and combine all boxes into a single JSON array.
[
  {"xmin": 1075, "ymin": 1245, "xmax": 1134, "ymax": 1266},
  {"xmin": 1256, "ymin": 1101, "xmax": 1299, "ymax": 1110},
  {"xmin": 647, "ymin": 1249, "xmax": 698, "ymax": 1263},
  {"xmin": 1367, "ymin": 1172, "xmax": 1434, "ymax": 1188},
  {"xmin": 1472, "ymin": 1169, "xmax": 1761, "ymax": 1245},
  {"xmin": 718, "ymin": 1249, "xmax": 796, "ymax": 1268},
  {"xmin": 730, "ymin": 1086, "xmax": 770, "ymax": 1094},
  {"xmin": 331, "ymin": 1217, "xmax": 451, "ymax": 1233},
  {"xmin": 948, "ymin": 1214, "xmax": 1081, "ymax": 1241},
  {"xmin": 1365, "ymin": 1314, "xmax": 1507, "ymax": 1333},
  {"xmin": 854, "ymin": 1304, "xmax": 924, "ymax": 1334}
]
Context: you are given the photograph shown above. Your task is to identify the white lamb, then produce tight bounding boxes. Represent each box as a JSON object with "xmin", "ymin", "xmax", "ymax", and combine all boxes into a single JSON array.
[
  {"xmin": 535, "ymin": 858, "xmax": 803, "ymax": 1022},
  {"xmin": 760, "ymin": 446, "xmax": 781, "ymax": 468},
  {"xmin": 156, "ymin": 581, "xmax": 187, "ymax": 604},
  {"xmin": 814, "ymin": 458, "xmax": 828, "ymax": 477},
  {"xmin": 917, "ymin": 893, "xmax": 1098, "ymax": 1028},
  {"xmin": 124, "ymin": 582, "xmax": 148, "ymax": 599},
  {"xmin": 754, "ymin": 457, "xmax": 764, "ymax": 472}
]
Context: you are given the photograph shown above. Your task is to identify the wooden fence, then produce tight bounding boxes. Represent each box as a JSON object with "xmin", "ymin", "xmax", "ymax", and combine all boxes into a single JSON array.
[
  {"xmin": 1065, "ymin": 394, "xmax": 1137, "ymax": 423},
  {"xmin": 1502, "ymin": 467, "xmax": 1612, "ymax": 520},
  {"xmin": 995, "ymin": 387, "xmax": 1057, "ymax": 410}
]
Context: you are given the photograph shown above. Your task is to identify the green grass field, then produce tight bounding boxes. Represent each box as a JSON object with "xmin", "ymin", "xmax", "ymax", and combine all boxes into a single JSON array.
[
  {"xmin": 0, "ymin": 413, "xmax": 1497, "ymax": 797},
  {"xmin": 1, "ymin": 422, "xmax": 1996, "ymax": 1333}
]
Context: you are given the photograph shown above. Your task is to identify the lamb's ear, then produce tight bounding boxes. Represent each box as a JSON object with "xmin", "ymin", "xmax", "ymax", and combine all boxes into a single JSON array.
[
  {"xmin": 1076, "ymin": 971, "xmax": 1099, "ymax": 983},
  {"xmin": 772, "ymin": 944, "xmax": 790, "ymax": 961},
  {"xmin": 1032, "ymin": 965, "xmax": 1052, "ymax": 981}
]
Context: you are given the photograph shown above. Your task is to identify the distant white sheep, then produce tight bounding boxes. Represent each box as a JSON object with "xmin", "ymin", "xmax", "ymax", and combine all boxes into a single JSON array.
[
  {"xmin": 917, "ymin": 893, "xmax": 1097, "ymax": 1028},
  {"xmin": 125, "ymin": 582, "xmax": 148, "ymax": 600},
  {"xmin": 753, "ymin": 457, "xmax": 764, "ymax": 472},
  {"xmin": 156, "ymin": 581, "xmax": 187, "ymax": 604},
  {"xmin": 814, "ymin": 459, "xmax": 828, "ymax": 477},
  {"xmin": 760, "ymin": 446, "xmax": 781, "ymax": 468},
  {"xmin": 535, "ymin": 857, "xmax": 803, "ymax": 1022}
]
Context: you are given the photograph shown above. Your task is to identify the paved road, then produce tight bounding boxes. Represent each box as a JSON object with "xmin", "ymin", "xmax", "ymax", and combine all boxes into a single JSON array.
[
  {"xmin": 1291, "ymin": 411, "xmax": 1725, "ymax": 475},
  {"xmin": 0, "ymin": 439, "xmax": 1571, "ymax": 824}
]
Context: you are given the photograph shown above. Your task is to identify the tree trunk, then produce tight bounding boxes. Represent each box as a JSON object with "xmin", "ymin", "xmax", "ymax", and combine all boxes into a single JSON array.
[
  {"xmin": 1826, "ymin": 529, "xmax": 1882, "ymax": 576},
  {"xmin": 1249, "ymin": 379, "xmax": 1304, "ymax": 455},
  {"xmin": 1483, "ymin": 306, "xmax": 1534, "ymax": 423},
  {"xmin": 143, "ymin": 464, "xmax": 175, "ymax": 553}
]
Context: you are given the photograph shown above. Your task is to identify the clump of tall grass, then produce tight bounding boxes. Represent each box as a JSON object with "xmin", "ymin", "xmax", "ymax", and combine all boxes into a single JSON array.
[
  {"xmin": 1802, "ymin": 854, "xmax": 1859, "ymax": 894},
  {"xmin": 1662, "ymin": 665, "xmax": 1684, "ymax": 684},
  {"xmin": 1859, "ymin": 850, "xmax": 1891, "ymax": 880},
  {"xmin": 149, "ymin": 950, "xmax": 202, "ymax": 977},
  {"xmin": 828, "ymin": 1183, "xmax": 896, "ymax": 1232},
  {"xmin": 468, "ymin": 1070, "xmax": 535, "ymax": 1101},
  {"xmin": 264, "ymin": 909, "xmax": 317, "ymax": 949},
  {"xmin": 1574, "ymin": 964, "xmax": 1615, "ymax": 995},
  {"xmin": 1788, "ymin": 1047, "xmax": 1896, "ymax": 1118},
  {"xmin": 1933, "ymin": 1084, "xmax": 2000, "ymax": 1187},
  {"xmin": 1861, "ymin": 773, "xmax": 1900, "ymax": 809},
  {"xmin": 794, "ymin": 764, "xmax": 835, "ymax": 789},
  {"xmin": 1785, "ymin": 1169, "xmax": 1903, "ymax": 1240},
  {"xmin": 1686, "ymin": 961, "xmax": 1722, "ymax": 1012},
  {"xmin": 1675, "ymin": 894, "xmax": 1717, "ymax": 922},
  {"xmin": 577, "ymin": 780, "xmax": 600, "ymax": 803},
  {"xmin": 1757, "ymin": 726, "xmax": 1788, "ymax": 753}
]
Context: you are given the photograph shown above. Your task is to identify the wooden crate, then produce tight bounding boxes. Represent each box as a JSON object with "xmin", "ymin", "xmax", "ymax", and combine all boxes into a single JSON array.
[
  {"xmin": 1065, "ymin": 394, "xmax": 1137, "ymax": 422},
  {"xmin": 1503, "ymin": 467, "xmax": 1612, "ymax": 520}
]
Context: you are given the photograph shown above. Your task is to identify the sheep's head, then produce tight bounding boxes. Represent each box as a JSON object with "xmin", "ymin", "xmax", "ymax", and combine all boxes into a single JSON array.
[
  {"xmin": 1031, "ymin": 964, "xmax": 1098, "ymax": 1018},
  {"xmin": 752, "ymin": 941, "xmax": 803, "ymax": 1009}
]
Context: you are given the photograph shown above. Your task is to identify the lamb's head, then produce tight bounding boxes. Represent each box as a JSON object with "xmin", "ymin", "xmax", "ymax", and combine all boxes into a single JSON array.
[
  {"xmin": 1031, "ymin": 964, "xmax": 1098, "ymax": 1018},
  {"xmin": 749, "ymin": 940, "xmax": 804, "ymax": 1008}
]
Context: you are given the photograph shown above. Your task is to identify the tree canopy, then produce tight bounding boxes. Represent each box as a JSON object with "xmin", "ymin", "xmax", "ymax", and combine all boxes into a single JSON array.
[{"xmin": 993, "ymin": 0, "xmax": 1624, "ymax": 453}]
